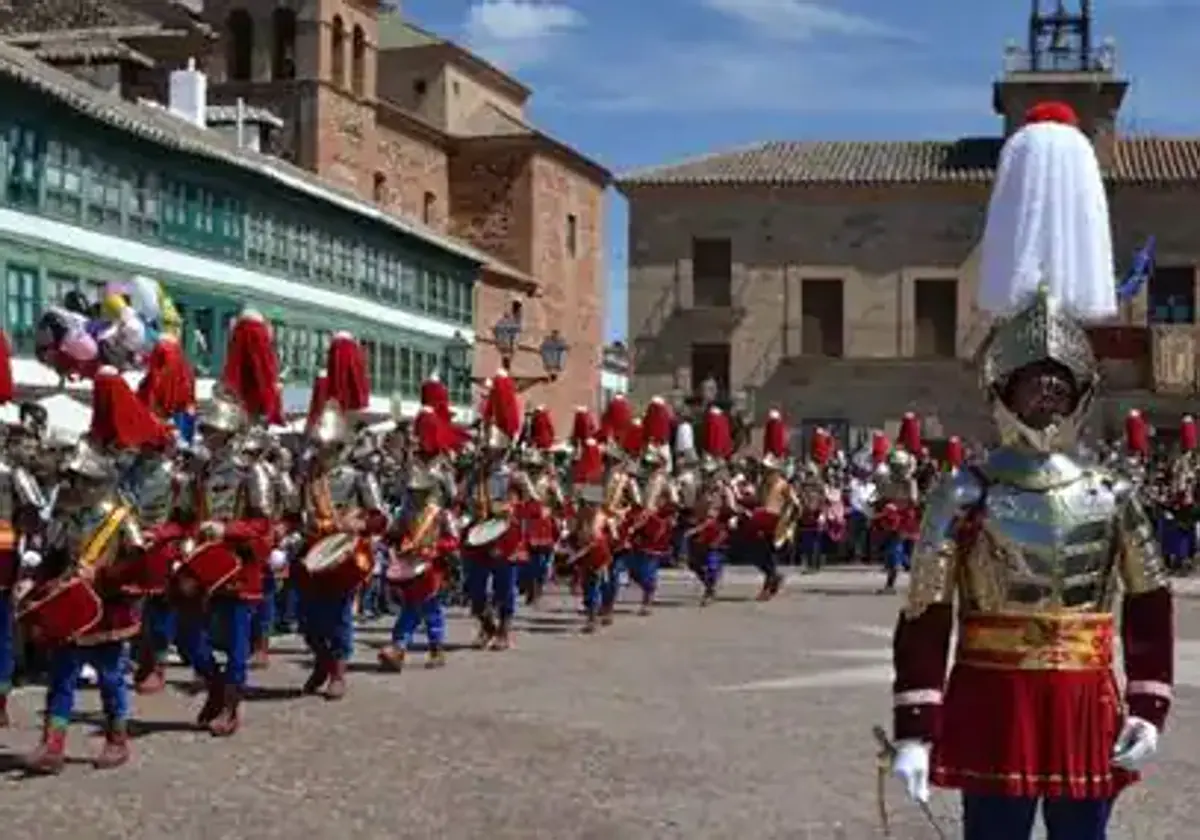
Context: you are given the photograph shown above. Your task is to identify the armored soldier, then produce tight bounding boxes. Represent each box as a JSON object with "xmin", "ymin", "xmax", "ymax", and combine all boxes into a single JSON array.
[
  {"xmin": 0, "ymin": 405, "xmax": 48, "ymax": 727},
  {"xmin": 175, "ymin": 387, "xmax": 275, "ymax": 737},
  {"xmin": 889, "ymin": 102, "xmax": 1172, "ymax": 839},
  {"xmin": 517, "ymin": 406, "xmax": 563, "ymax": 606},
  {"xmin": 22, "ymin": 369, "xmax": 171, "ymax": 773}
]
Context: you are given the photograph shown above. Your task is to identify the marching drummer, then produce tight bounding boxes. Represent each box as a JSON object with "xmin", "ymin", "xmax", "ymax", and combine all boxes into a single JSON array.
[
  {"xmin": 463, "ymin": 371, "xmax": 524, "ymax": 651},
  {"xmin": 21, "ymin": 369, "xmax": 171, "ymax": 774},
  {"xmin": 378, "ymin": 410, "xmax": 459, "ymax": 671},
  {"xmin": 295, "ymin": 336, "xmax": 384, "ymax": 700}
]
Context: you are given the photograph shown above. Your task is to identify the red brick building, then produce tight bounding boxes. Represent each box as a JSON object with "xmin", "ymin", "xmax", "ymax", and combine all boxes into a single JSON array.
[{"xmin": 0, "ymin": 0, "xmax": 609, "ymax": 423}]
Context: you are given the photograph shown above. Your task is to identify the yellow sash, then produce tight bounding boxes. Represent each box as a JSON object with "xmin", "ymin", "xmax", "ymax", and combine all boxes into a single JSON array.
[{"xmin": 78, "ymin": 505, "xmax": 131, "ymax": 572}]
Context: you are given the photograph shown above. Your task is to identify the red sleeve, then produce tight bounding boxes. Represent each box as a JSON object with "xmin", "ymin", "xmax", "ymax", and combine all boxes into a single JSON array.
[
  {"xmin": 224, "ymin": 517, "xmax": 272, "ymax": 543},
  {"xmin": 362, "ymin": 509, "xmax": 389, "ymax": 536},
  {"xmin": 1122, "ymin": 586, "xmax": 1174, "ymax": 730},
  {"xmin": 892, "ymin": 603, "xmax": 954, "ymax": 742}
]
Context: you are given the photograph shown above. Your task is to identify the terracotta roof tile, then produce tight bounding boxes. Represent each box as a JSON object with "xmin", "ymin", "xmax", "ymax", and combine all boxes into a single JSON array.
[
  {"xmin": 30, "ymin": 37, "xmax": 153, "ymax": 67},
  {"xmin": 618, "ymin": 136, "xmax": 1200, "ymax": 188},
  {"xmin": 0, "ymin": 0, "xmax": 158, "ymax": 34}
]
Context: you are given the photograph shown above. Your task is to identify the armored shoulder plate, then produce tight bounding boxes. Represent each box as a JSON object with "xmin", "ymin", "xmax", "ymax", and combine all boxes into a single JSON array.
[
  {"xmin": 904, "ymin": 468, "xmax": 986, "ymax": 619},
  {"xmin": 244, "ymin": 461, "xmax": 275, "ymax": 518},
  {"xmin": 1111, "ymin": 475, "xmax": 1169, "ymax": 595}
]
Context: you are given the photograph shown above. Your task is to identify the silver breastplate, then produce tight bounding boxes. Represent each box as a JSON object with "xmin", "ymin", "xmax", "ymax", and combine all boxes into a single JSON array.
[
  {"xmin": 203, "ymin": 460, "xmax": 243, "ymax": 521},
  {"xmin": 969, "ymin": 470, "xmax": 1120, "ymax": 613},
  {"xmin": 135, "ymin": 461, "xmax": 177, "ymax": 527},
  {"xmin": 329, "ymin": 466, "xmax": 359, "ymax": 513},
  {"xmin": 488, "ymin": 469, "xmax": 511, "ymax": 501}
]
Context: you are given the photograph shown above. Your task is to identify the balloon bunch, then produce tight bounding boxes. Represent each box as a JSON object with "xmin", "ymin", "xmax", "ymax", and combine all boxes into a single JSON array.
[{"xmin": 35, "ymin": 275, "xmax": 181, "ymax": 381}]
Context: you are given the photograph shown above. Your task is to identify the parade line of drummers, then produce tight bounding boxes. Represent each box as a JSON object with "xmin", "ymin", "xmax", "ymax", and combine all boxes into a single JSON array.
[{"xmin": 0, "ymin": 308, "xmax": 1193, "ymax": 777}]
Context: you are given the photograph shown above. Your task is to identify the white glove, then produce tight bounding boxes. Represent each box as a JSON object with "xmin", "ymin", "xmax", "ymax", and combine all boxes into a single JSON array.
[
  {"xmin": 1112, "ymin": 716, "xmax": 1159, "ymax": 771},
  {"xmin": 268, "ymin": 548, "xmax": 289, "ymax": 572},
  {"xmin": 891, "ymin": 740, "xmax": 931, "ymax": 803},
  {"xmin": 20, "ymin": 551, "xmax": 42, "ymax": 570}
]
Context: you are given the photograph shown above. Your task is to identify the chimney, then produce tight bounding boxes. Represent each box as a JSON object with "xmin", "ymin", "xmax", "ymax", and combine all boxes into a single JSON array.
[{"xmin": 168, "ymin": 58, "xmax": 207, "ymax": 127}]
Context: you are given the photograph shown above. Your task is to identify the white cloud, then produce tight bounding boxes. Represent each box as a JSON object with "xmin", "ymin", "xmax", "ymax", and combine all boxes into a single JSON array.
[
  {"xmin": 574, "ymin": 40, "xmax": 977, "ymax": 115},
  {"xmin": 463, "ymin": 0, "xmax": 584, "ymax": 71},
  {"xmin": 703, "ymin": 0, "xmax": 911, "ymax": 41}
]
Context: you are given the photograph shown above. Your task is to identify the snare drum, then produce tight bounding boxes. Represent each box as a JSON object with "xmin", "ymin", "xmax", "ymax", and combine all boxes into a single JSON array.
[
  {"xmin": 384, "ymin": 553, "xmax": 439, "ymax": 603},
  {"xmin": 172, "ymin": 542, "xmax": 241, "ymax": 600},
  {"xmin": 301, "ymin": 533, "xmax": 372, "ymax": 595},
  {"xmin": 464, "ymin": 517, "xmax": 522, "ymax": 559},
  {"xmin": 17, "ymin": 576, "xmax": 103, "ymax": 648}
]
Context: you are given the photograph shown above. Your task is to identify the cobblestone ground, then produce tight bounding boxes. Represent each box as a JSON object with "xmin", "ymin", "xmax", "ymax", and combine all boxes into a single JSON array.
[{"xmin": 0, "ymin": 568, "xmax": 1197, "ymax": 839}]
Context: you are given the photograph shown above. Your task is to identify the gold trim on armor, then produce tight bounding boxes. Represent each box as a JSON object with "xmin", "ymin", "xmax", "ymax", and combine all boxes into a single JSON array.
[{"xmin": 956, "ymin": 612, "xmax": 1113, "ymax": 671}]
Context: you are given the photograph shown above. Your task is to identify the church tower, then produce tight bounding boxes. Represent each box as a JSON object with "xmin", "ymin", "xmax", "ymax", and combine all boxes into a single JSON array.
[{"xmin": 993, "ymin": 1, "xmax": 1127, "ymax": 162}]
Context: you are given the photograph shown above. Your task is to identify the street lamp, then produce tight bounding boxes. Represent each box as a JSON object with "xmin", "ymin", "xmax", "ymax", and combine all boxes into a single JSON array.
[
  {"xmin": 539, "ymin": 329, "xmax": 568, "ymax": 380},
  {"xmin": 444, "ymin": 330, "xmax": 471, "ymax": 373},
  {"xmin": 492, "ymin": 313, "xmax": 521, "ymax": 366}
]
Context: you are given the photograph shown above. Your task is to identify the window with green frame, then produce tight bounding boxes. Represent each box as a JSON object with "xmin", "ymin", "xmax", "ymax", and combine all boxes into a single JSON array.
[
  {"xmin": 6, "ymin": 124, "xmax": 40, "ymax": 207},
  {"xmin": 45, "ymin": 270, "xmax": 80, "ymax": 305},
  {"xmin": 43, "ymin": 139, "xmax": 83, "ymax": 221},
  {"xmin": 85, "ymin": 154, "xmax": 124, "ymax": 231},
  {"xmin": 0, "ymin": 114, "xmax": 481, "ymax": 326},
  {"xmin": 5, "ymin": 262, "xmax": 40, "ymax": 354}
]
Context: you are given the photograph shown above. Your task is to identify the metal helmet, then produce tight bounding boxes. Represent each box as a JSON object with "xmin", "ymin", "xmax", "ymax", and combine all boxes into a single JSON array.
[
  {"xmin": 63, "ymin": 436, "xmax": 117, "ymax": 482},
  {"xmin": 201, "ymin": 384, "xmax": 249, "ymax": 435}
]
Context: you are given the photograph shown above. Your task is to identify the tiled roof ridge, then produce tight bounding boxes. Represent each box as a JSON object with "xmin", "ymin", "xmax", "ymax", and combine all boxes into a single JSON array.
[{"xmin": 620, "ymin": 139, "xmax": 780, "ymax": 180}]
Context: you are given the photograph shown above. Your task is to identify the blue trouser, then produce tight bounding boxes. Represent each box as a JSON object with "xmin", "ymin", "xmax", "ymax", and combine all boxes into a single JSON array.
[
  {"xmin": 689, "ymin": 547, "xmax": 722, "ymax": 594},
  {"xmin": 466, "ymin": 559, "xmax": 517, "ymax": 620},
  {"xmin": 882, "ymin": 534, "xmax": 910, "ymax": 587},
  {"xmin": 178, "ymin": 596, "xmax": 253, "ymax": 688},
  {"xmin": 581, "ymin": 568, "xmax": 608, "ymax": 613},
  {"xmin": 303, "ymin": 594, "xmax": 355, "ymax": 662},
  {"xmin": 252, "ymin": 569, "xmax": 277, "ymax": 645},
  {"xmin": 141, "ymin": 595, "xmax": 177, "ymax": 663},
  {"xmin": 963, "ymin": 794, "xmax": 1114, "ymax": 840},
  {"xmin": 392, "ymin": 596, "xmax": 447, "ymax": 648},
  {"xmin": 1161, "ymin": 516, "xmax": 1195, "ymax": 567},
  {"xmin": 796, "ymin": 528, "xmax": 823, "ymax": 568},
  {"xmin": 601, "ymin": 552, "xmax": 630, "ymax": 611},
  {"xmin": 626, "ymin": 551, "xmax": 662, "ymax": 599},
  {"xmin": 276, "ymin": 573, "xmax": 300, "ymax": 631},
  {"xmin": 46, "ymin": 642, "xmax": 129, "ymax": 727},
  {"xmin": 520, "ymin": 549, "xmax": 553, "ymax": 590},
  {"xmin": 0, "ymin": 593, "xmax": 13, "ymax": 695}
]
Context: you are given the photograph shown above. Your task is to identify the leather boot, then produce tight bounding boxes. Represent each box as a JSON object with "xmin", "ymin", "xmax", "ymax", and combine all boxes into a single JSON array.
[
  {"xmin": 599, "ymin": 607, "xmax": 614, "ymax": 627},
  {"xmin": 490, "ymin": 618, "xmax": 512, "ymax": 651},
  {"xmin": 250, "ymin": 638, "xmax": 270, "ymax": 670},
  {"xmin": 25, "ymin": 722, "xmax": 67, "ymax": 775},
  {"xmin": 303, "ymin": 657, "xmax": 331, "ymax": 694},
  {"xmin": 426, "ymin": 645, "xmax": 446, "ymax": 669},
  {"xmin": 377, "ymin": 645, "xmax": 406, "ymax": 672},
  {"xmin": 93, "ymin": 719, "xmax": 131, "ymax": 770},
  {"xmin": 133, "ymin": 647, "xmax": 165, "ymax": 695},
  {"xmin": 474, "ymin": 613, "xmax": 497, "ymax": 649},
  {"xmin": 638, "ymin": 593, "xmax": 653, "ymax": 616},
  {"xmin": 196, "ymin": 676, "xmax": 224, "ymax": 726},
  {"xmin": 0, "ymin": 693, "xmax": 10, "ymax": 728},
  {"xmin": 208, "ymin": 685, "xmax": 240, "ymax": 737},
  {"xmin": 582, "ymin": 612, "xmax": 598, "ymax": 634},
  {"xmin": 325, "ymin": 660, "xmax": 347, "ymax": 701}
]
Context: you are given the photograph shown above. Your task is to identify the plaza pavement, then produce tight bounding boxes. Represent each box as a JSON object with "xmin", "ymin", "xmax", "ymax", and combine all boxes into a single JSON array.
[{"xmin": 0, "ymin": 568, "xmax": 1196, "ymax": 839}]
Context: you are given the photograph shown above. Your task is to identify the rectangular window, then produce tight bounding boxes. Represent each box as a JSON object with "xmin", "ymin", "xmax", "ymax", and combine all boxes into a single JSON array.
[
  {"xmin": 267, "ymin": 217, "xmax": 289, "ymax": 272},
  {"xmin": 246, "ymin": 211, "xmax": 270, "ymax": 265},
  {"xmin": 1148, "ymin": 266, "xmax": 1196, "ymax": 325},
  {"xmin": 313, "ymin": 231, "xmax": 334, "ymax": 283},
  {"xmin": 5, "ymin": 262, "xmax": 40, "ymax": 354},
  {"xmin": 84, "ymin": 156, "xmax": 124, "ymax": 231},
  {"xmin": 801, "ymin": 278, "xmax": 844, "ymax": 357},
  {"xmin": 690, "ymin": 342, "xmax": 731, "ymax": 397},
  {"xmin": 161, "ymin": 178, "xmax": 189, "ymax": 244},
  {"xmin": 6, "ymin": 124, "xmax": 40, "ymax": 207},
  {"xmin": 42, "ymin": 139, "xmax": 83, "ymax": 220},
  {"xmin": 566, "ymin": 213, "xmax": 578, "ymax": 257},
  {"xmin": 378, "ymin": 343, "xmax": 397, "ymax": 393},
  {"xmin": 45, "ymin": 271, "xmax": 80, "ymax": 305},
  {"xmin": 362, "ymin": 247, "xmax": 380, "ymax": 297},
  {"xmin": 692, "ymin": 237, "xmax": 733, "ymax": 307},
  {"xmin": 128, "ymin": 170, "xmax": 160, "ymax": 238},
  {"xmin": 399, "ymin": 345, "xmax": 413, "ymax": 395},
  {"xmin": 291, "ymin": 224, "xmax": 312, "ymax": 278},
  {"xmin": 914, "ymin": 278, "xmax": 959, "ymax": 358},
  {"xmin": 400, "ymin": 263, "xmax": 417, "ymax": 307}
]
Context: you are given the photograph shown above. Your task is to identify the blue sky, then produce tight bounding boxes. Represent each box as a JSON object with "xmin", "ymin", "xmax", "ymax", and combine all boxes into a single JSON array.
[{"xmin": 400, "ymin": 0, "xmax": 1200, "ymax": 341}]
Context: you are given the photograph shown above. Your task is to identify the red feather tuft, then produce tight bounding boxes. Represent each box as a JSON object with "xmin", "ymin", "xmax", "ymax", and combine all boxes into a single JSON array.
[
  {"xmin": 420, "ymin": 374, "xmax": 451, "ymax": 423},
  {"xmin": 898, "ymin": 412, "xmax": 921, "ymax": 453},
  {"xmin": 572, "ymin": 438, "xmax": 605, "ymax": 486},
  {"xmin": 1125, "ymin": 409, "xmax": 1149, "ymax": 455},
  {"xmin": 944, "ymin": 435, "xmax": 964, "ymax": 469},
  {"xmin": 571, "ymin": 407, "xmax": 597, "ymax": 445},
  {"xmin": 871, "ymin": 431, "xmax": 890, "ymax": 466},
  {"xmin": 599, "ymin": 394, "xmax": 633, "ymax": 443},
  {"xmin": 1182, "ymin": 416, "xmax": 1197, "ymax": 453},
  {"xmin": 0, "ymin": 330, "xmax": 15, "ymax": 405},
  {"xmin": 529, "ymin": 406, "xmax": 555, "ymax": 450},
  {"xmin": 138, "ymin": 336, "xmax": 195, "ymax": 417},
  {"xmin": 91, "ymin": 368, "xmax": 173, "ymax": 450},
  {"xmin": 1024, "ymin": 101, "xmax": 1079, "ymax": 126},
  {"xmin": 222, "ymin": 313, "xmax": 282, "ymax": 424},
  {"xmin": 326, "ymin": 333, "xmax": 370, "ymax": 412},
  {"xmin": 484, "ymin": 372, "xmax": 522, "ymax": 442},
  {"xmin": 642, "ymin": 398, "xmax": 673, "ymax": 445},
  {"xmin": 305, "ymin": 372, "xmax": 329, "ymax": 435},
  {"xmin": 763, "ymin": 410, "xmax": 788, "ymax": 458},
  {"xmin": 622, "ymin": 419, "xmax": 644, "ymax": 457},
  {"xmin": 699, "ymin": 407, "xmax": 733, "ymax": 459},
  {"xmin": 810, "ymin": 427, "xmax": 832, "ymax": 466}
]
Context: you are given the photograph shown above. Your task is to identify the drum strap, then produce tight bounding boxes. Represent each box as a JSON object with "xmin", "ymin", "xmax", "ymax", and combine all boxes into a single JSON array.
[{"xmin": 79, "ymin": 505, "xmax": 130, "ymax": 571}]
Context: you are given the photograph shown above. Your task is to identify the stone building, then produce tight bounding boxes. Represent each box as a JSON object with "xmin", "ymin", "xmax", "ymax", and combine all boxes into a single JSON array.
[
  {"xmin": 0, "ymin": 0, "xmax": 609, "ymax": 423},
  {"xmin": 617, "ymin": 2, "xmax": 1200, "ymax": 447}
]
